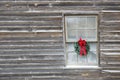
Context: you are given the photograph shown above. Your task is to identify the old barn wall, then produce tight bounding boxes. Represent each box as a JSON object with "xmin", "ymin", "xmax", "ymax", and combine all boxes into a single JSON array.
[{"xmin": 0, "ymin": 0, "xmax": 120, "ymax": 80}]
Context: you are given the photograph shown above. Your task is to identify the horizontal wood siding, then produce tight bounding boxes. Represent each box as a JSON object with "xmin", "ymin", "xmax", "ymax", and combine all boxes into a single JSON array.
[
  {"xmin": 0, "ymin": 0, "xmax": 119, "ymax": 80},
  {"xmin": 100, "ymin": 11, "xmax": 120, "ymax": 80}
]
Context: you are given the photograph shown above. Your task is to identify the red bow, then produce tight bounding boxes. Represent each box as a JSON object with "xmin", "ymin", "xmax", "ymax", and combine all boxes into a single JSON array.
[{"xmin": 78, "ymin": 38, "xmax": 87, "ymax": 56}]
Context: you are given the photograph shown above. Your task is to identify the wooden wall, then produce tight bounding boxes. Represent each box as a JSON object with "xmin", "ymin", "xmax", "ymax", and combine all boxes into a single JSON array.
[{"xmin": 0, "ymin": 0, "xmax": 120, "ymax": 80}]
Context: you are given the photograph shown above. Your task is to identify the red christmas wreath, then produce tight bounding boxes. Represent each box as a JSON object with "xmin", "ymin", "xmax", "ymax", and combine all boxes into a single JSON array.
[{"xmin": 74, "ymin": 38, "xmax": 90, "ymax": 56}]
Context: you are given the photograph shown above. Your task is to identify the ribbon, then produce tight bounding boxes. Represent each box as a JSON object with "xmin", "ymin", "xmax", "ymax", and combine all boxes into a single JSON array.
[{"xmin": 78, "ymin": 38, "xmax": 87, "ymax": 56}]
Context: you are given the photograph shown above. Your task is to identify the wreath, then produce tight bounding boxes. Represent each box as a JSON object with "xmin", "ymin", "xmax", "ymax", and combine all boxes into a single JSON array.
[{"xmin": 74, "ymin": 38, "xmax": 90, "ymax": 56}]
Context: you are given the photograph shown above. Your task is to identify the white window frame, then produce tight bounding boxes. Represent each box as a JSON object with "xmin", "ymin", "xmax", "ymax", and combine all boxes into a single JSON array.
[{"xmin": 63, "ymin": 14, "xmax": 100, "ymax": 68}]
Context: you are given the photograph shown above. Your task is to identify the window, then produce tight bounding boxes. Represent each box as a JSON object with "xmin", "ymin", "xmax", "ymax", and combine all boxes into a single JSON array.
[{"xmin": 65, "ymin": 15, "xmax": 98, "ymax": 67}]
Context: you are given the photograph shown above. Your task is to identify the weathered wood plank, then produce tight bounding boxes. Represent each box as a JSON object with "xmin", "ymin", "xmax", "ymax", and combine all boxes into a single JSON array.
[
  {"xmin": 101, "ymin": 12, "xmax": 120, "ymax": 21},
  {"xmin": 0, "ymin": 32, "xmax": 62, "ymax": 37},
  {"xmin": 0, "ymin": 0, "xmax": 119, "ymax": 80}
]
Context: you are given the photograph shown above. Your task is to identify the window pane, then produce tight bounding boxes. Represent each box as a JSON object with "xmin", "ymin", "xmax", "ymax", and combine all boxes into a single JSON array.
[
  {"xmin": 67, "ymin": 29, "xmax": 97, "ymax": 42},
  {"xmin": 87, "ymin": 51, "xmax": 97, "ymax": 64},
  {"xmin": 66, "ymin": 43, "xmax": 74, "ymax": 52},
  {"xmin": 89, "ymin": 43, "xmax": 97, "ymax": 51},
  {"xmin": 87, "ymin": 16, "xmax": 97, "ymax": 29},
  {"xmin": 67, "ymin": 52, "xmax": 77, "ymax": 65},
  {"xmin": 77, "ymin": 51, "xmax": 97, "ymax": 65},
  {"xmin": 65, "ymin": 16, "xmax": 97, "ymax": 30},
  {"xmin": 77, "ymin": 29, "xmax": 97, "ymax": 41},
  {"xmin": 66, "ymin": 43, "xmax": 98, "ymax": 66},
  {"xmin": 65, "ymin": 16, "xmax": 97, "ymax": 42},
  {"xmin": 78, "ymin": 56, "xmax": 88, "ymax": 64},
  {"xmin": 66, "ymin": 43, "xmax": 77, "ymax": 65},
  {"xmin": 65, "ymin": 16, "xmax": 86, "ymax": 30},
  {"xmin": 66, "ymin": 30, "xmax": 77, "ymax": 41}
]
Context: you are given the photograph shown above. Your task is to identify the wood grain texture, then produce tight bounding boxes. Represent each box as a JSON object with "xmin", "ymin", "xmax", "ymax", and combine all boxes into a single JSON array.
[{"xmin": 0, "ymin": 0, "xmax": 119, "ymax": 80}]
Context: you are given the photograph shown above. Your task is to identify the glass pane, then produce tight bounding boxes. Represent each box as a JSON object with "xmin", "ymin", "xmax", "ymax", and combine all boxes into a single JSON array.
[
  {"xmin": 78, "ymin": 56, "xmax": 88, "ymax": 64},
  {"xmin": 66, "ymin": 30, "xmax": 77, "ymax": 41},
  {"xmin": 67, "ymin": 52, "xmax": 77, "ymax": 65},
  {"xmin": 66, "ymin": 43, "xmax": 77, "ymax": 65},
  {"xmin": 77, "ymin": 51, "xmax": 97, "ymax": 65},
  {"xmin": 87, "ymin": 51, "xmax": 97, "ymax": 64},
  {"xmin": 89, "ymin": 43, "xmax": 97, "ymax": 52},
  {"xmin": 77, "ymin": 43, "xmax": 97, "ymax": 65},
  {"xmin": 76, "ymin": 16, "xmax": 86, "ymax": 29},
  {"xmin": 65, "ymin": 16, "xmax": 86, "ymax": 30},
  {"xmin": 65, "ymin": 16, "xmax": 97, "ymax": 30},
  {"xmin": 67, "ymin": 43, "xmax": 98, "ymax": 66},
  {"xmin": 87, "ymin": 16, "xmax": 97, "ymax": 29},
  {"xmin": 77, "ymin": 29, "xmax": 97, "ymax": 41},
  {"xmin": 66, "ymin": 43, "xmax": 74, "ymax": 52},
  {"xmin": 67, "ymin": 29, "xmax": 97, "ymax": 42},
  {"xmin": 65, "ymin": 16, "xmax": 97, "ymax": 42},
  {"xmin": 66, "ymin": 17, "xmax": 77, "ymax": 30}
]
